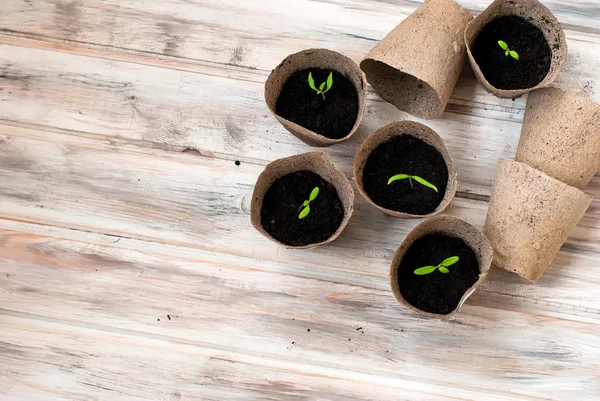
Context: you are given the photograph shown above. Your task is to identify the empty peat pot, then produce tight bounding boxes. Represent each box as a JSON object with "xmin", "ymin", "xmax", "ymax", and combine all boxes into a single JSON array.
[
  {"xmin": 484, "ymin": 159, "xmax": 592, "ymax": 282},
  {"xmin": 264, "ymin": 49, "xmax": 367, "ymax": 146},
  {"xmin": 354, "ymin": 121, "xmax": 457, "ymax": 218},
  {"xmin": 390, "ymin": 215, "xmax": 493, "ymax": 319},
  {"xmin": 465, "ymin": 0, "xmax": 567, "ymax": 98},
  {"xmin": 516, "ymin": 87, "xmax": 600, "ymax": 189},
  {"xmin": 250, "ymin": 151, "xmax": 354, "ymax": 248},
  {"xmin": 360, "ymin": 0, "xmax": 472, "ymax": 119}
]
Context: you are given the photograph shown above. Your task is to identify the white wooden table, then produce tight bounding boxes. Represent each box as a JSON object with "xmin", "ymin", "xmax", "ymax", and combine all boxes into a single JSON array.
[{"xmin": 1, "ymin": 1, "xmax": 599, "ymax": 400}]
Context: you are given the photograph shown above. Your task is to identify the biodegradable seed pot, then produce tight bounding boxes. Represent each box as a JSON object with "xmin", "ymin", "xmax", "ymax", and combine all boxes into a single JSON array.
[
  {"xmin": 390, "ymin": 215, "xmax": 493, "ymax": 319},
  {"xmin": 465, "ymin": 0, "xmax": 567, "ymax": 98},
  {"xmin": 516, "ymin": 88, "xmax": 600, "ymax": 189},
  {"xmin": 265, "ymin": 49, "xmax": 367, "ymax": 146},
  {"xmin": 354, "ymin": 121, "xmax": 457, "ymax": 218},
  {"xmin": 250, "ymin": 151, "xmax": 354, "ymax": 248},
  {"xmin": 484, "ymin": 159, "xmax": 592, "ymax": 282},
  {"xmin": 360, "ymin": 0, "xmax": 472, "ymax": 119}
]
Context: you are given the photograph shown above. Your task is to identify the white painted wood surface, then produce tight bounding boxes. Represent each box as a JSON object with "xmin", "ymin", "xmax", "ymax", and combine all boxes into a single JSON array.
[{"xmin": 0, "ymin": 0, "xmax": 599, "ymax": 399}]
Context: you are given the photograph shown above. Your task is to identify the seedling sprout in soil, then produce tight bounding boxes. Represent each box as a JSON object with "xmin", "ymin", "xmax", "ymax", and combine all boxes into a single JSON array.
[
  {"xmin": 497, "ymin": 40, "xmax": 519, "ymax": 60},
  {"xmin": 298, "ymin": 186, "xmax": 320, "ymax": 219},
  {"xmin": 414, "ymin": 256, "xmax": 459, "ymax": 275},
  {"xmin": 308, "ymin": 71, "xmax": 333, "ymax": 100},
  {"xmin": 388, "ymin": 174, "xmax": 438, "ymax": 192}
]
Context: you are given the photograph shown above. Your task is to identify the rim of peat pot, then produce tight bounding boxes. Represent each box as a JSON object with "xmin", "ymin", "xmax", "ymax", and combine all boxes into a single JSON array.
[
  {"xmin": 250, "ymin": 151, "xmax": 354, "ymax": 249},
  {"xmin": 516, "ymin": 87, "xmax": 600, "ymax": 189},
  {"xmin": 484, "ymin": 158, "xmax": 592, "ymax": 282},
  {"xmin": 353, "ymin": 121, "xmax": 457, "ymax": 218},
  {"xmin": 390, "ymin": 215, "xmax": 494, "ymax": 320},
  {"xmin": 360, "ymin": 0, "xmax": 472, "ymax": 119},
  {"xmin": 264, "ymin": 48, "xmax": 367, "ymax": 147},
  {"xmin": 464, "ymin": 0, "xmax": 567, "ymax": 98}
]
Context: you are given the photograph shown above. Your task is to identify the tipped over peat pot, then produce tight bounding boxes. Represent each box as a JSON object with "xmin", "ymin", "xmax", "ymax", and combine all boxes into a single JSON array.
[
  {"xmin": 465, "ymin": 0, "xmax": 567, "ymax": 97},
  {"xmin": 360, "ymin": 0, "xmax": 472, "ymax": 119},
  {"xmin": 250, "ymin": 152, "xmax": 354, "ymax": 248},
  {"xmin": 484, "ymin": 159, "xmax": 592, "ymax": 282},
  {"xmin": 354, "ymin": 121, "xmax": 457, "ymax": 218},
  {"xmin": 516, "ymin": 87, "xmax": 600, "ymax": 189},
  {"xmin": 265, "ymin": 49, "xmax": 367, "ymax": 146},
  {"xmin": 390, "ymin": 215, "xmax": 493, "ymax": 319}
]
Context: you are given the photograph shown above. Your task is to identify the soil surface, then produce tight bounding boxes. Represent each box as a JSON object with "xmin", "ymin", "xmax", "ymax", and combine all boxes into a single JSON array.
[
  {"xmin": 276, "ymin": 68, "xmax": 359, "ymax": 139},
  {"xmin": 261, "ymin": 170, "xmax": 344, "ymax": 246},
  {"xmin": 362, "ymin": 134, "xmax": 448, "ymax": 215},
  {"xmin": 471, "ymin": 16, "xmax": 552, "ymax": 90},
  {"xmin": 397, "ymin": 234, "xmax": 480, "ymax": 315}
]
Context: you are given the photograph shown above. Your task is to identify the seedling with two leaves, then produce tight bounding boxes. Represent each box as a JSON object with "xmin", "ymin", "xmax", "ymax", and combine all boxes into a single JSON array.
[
  {"xmin": 388, "ymin": 174, "xmax": 438, "ymax": 193},
  {"xmin": 414, "ymin": 256, "xmax": 459, "ymax": 275},
  {"xmin": 298, "ymin": 187, "xmax": 320, "ymax": 219},
  {"xmin": 498, "ymin": 40, "xmax": 519, "ymax": 60},
  {"xmin": 308, "ymin": 72, "xmax": 333, "ymax": 100}
]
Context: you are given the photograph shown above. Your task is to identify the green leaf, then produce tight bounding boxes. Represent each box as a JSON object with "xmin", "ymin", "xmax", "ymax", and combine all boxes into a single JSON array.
[
  {"xmin": 319, "ymin": 82, "xmax": 326, "ymax": 91},
  {"xmin": 440, "ymin": 256, "xmax": 459, "ymax": 267},
  {"xmin": 309, "ymin": 187, "xmax": 320, "ymax": 201},
  {"xmin": 325, "ymin": 72, "xmax": 333, "ymax": 92},
  {"xmin": 509, "ymin": 50, "xmax": 519, "ymax": 60},
  {"xmin": 505, "ymin": 50, "xmax": 509, "ymax": 56},
  {"xmin": 303, "ymin": 200, "xmax": 309, "ymax": 207},
  {"xmin": 439, "ymin": 266, "xmax": 450, "ymax": 274},
  {"xmin": 298, "ymin": 205, "xmax": 310, "ymax": 219},
  {"xmin": 498, "ymin": 40, "xmax": 508, "ymax": 50},
  {"xmin": 387, "ymin": 174, "xmax": 411, "ymax": 185},
  {"xmin": 308, "ymin": 72, "xmax": 318, "ymax": 92},
  {"xmin": 413, "ymin": 265, "xmax": 438, "ymax": 275},
  {"xmin": 412, "ymin": 176, "xmax": 438, "ymax": 192}
]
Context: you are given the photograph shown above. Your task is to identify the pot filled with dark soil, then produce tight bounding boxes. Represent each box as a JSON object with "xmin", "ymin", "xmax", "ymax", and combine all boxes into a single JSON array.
[
  {"xmin": 251, "ymin": 151, "xmax": 354, "ymax": 248},
  {"xmin": 390, "ymin": 215, "xmax": 493, "ymax": 319},
  {"xmin": 464, "ymin": 0, "xmax": 567, "ymax": 98},
  {"xmin": 265, "ymin": 49, "xmax": 367, "ymax": 146},
  {"xmin": 516, "ymin": 88, "xmax": 600, "ymax": 189},
  {"xmin": 484, "ymin": 159, "xmax": 592, "ymax": 282},
  {"xmin": 360, "ymin": 0, "xmax": 472, "ymax": 119},
  {"xmin": 354, "ymin": 121, "xmax": 457, "ymax": 218}
]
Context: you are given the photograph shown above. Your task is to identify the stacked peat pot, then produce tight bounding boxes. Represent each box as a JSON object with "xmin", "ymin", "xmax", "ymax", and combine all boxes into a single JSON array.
[{"xmin": 252, "ymin": 0, "xmax": 596, "ymax": 319}]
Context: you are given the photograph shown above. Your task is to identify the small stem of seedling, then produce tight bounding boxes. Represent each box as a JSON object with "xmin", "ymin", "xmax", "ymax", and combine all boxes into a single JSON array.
[
  {"xmin": 388, "ymin": 174, "xmax": 438, "ymax": 193},
  {"xmin": 298, "ymin": 187, "xmax": 320, "ymax": 219},
  {"xmin": 308, "ymin": 72, "xmax": 333, "ymax": 100},
  {"xmin": 414, "ymin": 256, "xmax": 459, "ymax": 275}
]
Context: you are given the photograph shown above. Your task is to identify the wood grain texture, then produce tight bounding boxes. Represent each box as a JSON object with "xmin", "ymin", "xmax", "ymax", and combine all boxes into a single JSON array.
[
  {"xmin": 1, "ymin": 230, "xmax": 599, "ymax": 400},
  {"xmin": 1, "ymin": 0, "xmax": 600, "ymax": 399},
  {"xmin": 0, "ymin": 124, "xmax": 599, "ymax": 317}
]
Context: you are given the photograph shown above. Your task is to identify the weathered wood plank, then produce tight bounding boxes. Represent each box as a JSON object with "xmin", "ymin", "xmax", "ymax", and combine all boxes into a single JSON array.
[
  {"xmin": 0, "ymin": 314, "xmax": 494, "ymax": 401},
  {"xmin": 0, "ymin": 125, "xmax": 599, "ymax": 316},
  {"xmin": 2, "ymin": 36, "xmax": 599, "ymax": 198},
  {"xmin": 1, "ymin": 233, "xmax": 599, "ymax": 400}
]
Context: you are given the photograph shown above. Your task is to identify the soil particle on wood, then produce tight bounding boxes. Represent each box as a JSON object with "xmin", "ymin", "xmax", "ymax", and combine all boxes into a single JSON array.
[
  {"xmin": 276, "ymin": 68, "xmax": 359, "ymax": 139},
  {"xmin": 397, "ymin": 234, "xmax": 480, "ymax": 315},
  {"xmin": 471, "ymin": 16, "xmax": 551, "ymax": 90},
  {"xmin": 362, "ymin": 135, "xmax": 448, "ymax": 215},
  {"xmin": 261, "ymin": 170, "xmax": 344, "ymax": 247}
]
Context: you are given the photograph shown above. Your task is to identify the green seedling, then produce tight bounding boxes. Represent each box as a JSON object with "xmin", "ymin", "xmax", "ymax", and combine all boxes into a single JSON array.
[
  {"xmin": 298, "ymin": 187, "xmax": 320, "ymax": 219},
  {"xmin": 498, "ymin": 40, "xmax": 519, "ymax": 60},
  {"xmin": 414, "ymin": 256, "xmax": 459, "ymax": 275},
  {"xmin": 388, "ymin": 174, "xmax": 438, "ymax": 193},
  {"xmin": 308, "ymin": 72, "xmax": 333, "ymax": 100}
]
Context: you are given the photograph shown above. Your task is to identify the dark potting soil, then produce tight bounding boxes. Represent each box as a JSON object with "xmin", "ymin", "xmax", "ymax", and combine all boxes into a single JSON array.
[
  {"xmin": 260, "ymin": 170, "xmax": 344, "ymax": 247},
  {"xmin": 471, "ymin": 16, "xmax": 552, "ymax": 90},
  {"xmin": 397, "ymin": 234, "xmax": 480, "ymax": 315},
  {"xmin": 275, "ymin": 68, "xmax": 359, "ymax": 139},
  {"xmin": 362, "ymin": 135, "xmax": 448, "ymax": 215}
]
